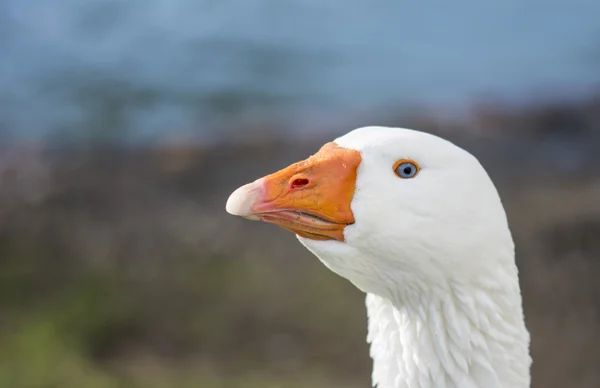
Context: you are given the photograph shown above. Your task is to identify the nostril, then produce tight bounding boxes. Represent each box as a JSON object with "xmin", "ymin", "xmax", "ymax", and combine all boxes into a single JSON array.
[{"xmin": 290, "ymin": 178, "xmax": 309, "ymax": 189}]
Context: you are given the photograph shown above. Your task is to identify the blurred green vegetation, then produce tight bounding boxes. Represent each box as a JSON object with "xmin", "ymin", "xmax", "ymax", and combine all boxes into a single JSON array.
[{"xmin": 0, "ymin": 207, "xmax": 369, "ymax": 387}]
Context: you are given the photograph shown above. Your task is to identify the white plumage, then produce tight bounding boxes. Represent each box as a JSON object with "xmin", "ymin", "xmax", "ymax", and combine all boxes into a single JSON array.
[{"xmin": 227, "ymin": 126, "xmax": 532, "ymax": 388}]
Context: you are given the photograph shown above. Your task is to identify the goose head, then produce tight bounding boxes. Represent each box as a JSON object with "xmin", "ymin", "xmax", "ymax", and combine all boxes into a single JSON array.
[{"xmin": 226, "ymin": 126, "xmax": 515, "ymax": 298}]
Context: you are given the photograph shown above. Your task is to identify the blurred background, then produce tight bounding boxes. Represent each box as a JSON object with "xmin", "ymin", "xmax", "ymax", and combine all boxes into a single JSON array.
[{"xmin": 1, "ymin": 1, "xmax": 600, "ymax": 387}]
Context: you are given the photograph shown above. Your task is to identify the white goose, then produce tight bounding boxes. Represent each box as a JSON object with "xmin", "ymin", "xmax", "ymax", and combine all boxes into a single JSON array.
[{"xmin": 226, "ymin": 126, "xmax": 531, "ymax": 388}]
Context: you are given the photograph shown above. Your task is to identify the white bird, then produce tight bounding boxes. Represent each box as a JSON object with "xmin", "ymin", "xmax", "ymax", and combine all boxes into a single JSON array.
[{"xmin": 226, "ymin": 126, "xmax": 531, "ymax": 388}]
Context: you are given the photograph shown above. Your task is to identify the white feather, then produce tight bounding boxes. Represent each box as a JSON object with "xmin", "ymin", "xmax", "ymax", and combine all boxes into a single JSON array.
[{"xmin": 298, "ymin": 126, "xmax": 531, "ymax": 388}]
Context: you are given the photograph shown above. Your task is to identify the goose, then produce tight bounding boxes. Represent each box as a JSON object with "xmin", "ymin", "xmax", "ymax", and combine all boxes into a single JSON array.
[{"xmin": 225, "ymin": 126, "xmax": 531, "ymax": 388}]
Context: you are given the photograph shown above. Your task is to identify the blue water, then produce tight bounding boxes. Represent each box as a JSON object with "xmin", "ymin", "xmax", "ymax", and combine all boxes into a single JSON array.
[{"xmin": 1, "ymin": 0, "xmax": 599, "ymax": 142}]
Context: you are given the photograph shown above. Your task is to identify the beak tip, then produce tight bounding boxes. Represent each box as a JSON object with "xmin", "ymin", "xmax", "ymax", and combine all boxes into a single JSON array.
[{"xmin": 226, "ymin": 180, "xmax": 264, "ymax": 220}]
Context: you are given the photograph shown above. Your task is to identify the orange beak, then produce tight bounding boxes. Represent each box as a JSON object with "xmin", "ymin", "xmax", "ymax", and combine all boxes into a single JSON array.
[{"xmin": 226, "ymin": 142, "xmax": 362, "ymax": 241}]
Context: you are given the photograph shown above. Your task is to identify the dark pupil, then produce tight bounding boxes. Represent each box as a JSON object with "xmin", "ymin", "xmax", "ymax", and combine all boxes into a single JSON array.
[{"xmin": 403, "ymin": 166, "xmax": 412, "ymax": 175}]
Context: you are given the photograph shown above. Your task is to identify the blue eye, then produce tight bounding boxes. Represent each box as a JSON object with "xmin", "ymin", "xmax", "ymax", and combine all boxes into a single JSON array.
[{"xmin": 395, "ymin": 161, "xmax": 419, "ymax": 179}]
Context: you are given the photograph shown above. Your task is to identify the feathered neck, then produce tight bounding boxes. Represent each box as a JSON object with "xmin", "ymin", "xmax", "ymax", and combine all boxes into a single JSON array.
[{"xmin": 365, "ymin": 275, "xmax": 531, "ymax": 388}]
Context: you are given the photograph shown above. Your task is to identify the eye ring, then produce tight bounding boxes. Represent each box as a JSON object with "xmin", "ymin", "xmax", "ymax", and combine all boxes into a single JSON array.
[{"xmin": 393, "ymin": 159, "xmax": 419, "ymax": 179}]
